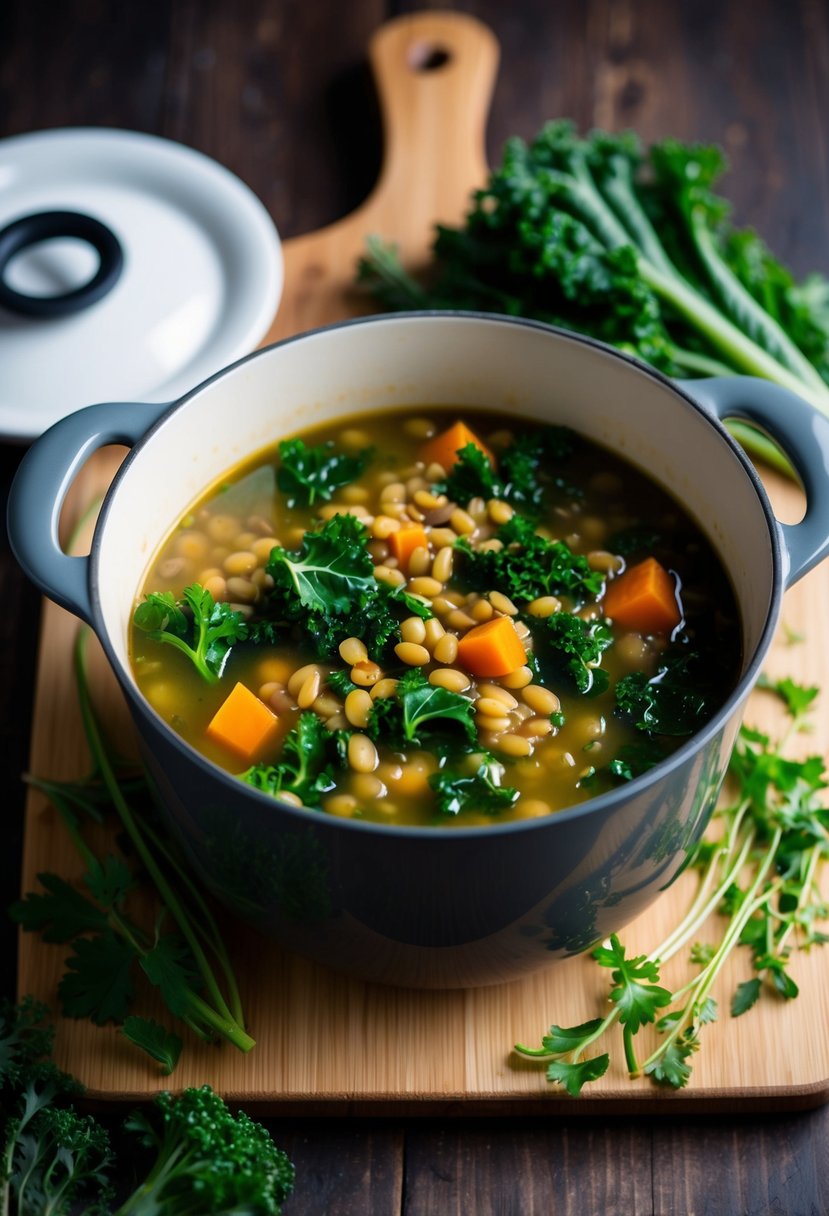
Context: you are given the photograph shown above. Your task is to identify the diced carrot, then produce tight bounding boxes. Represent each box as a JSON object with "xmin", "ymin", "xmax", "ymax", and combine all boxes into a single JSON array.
[
  {"xmin": 388, "ymin": 522, "xmax": 429, "ymax": 573},
  {"xmin": 456, "ymin": 615, "xmax": 527, "ymax": 677},
  {"xmin": 206, "ymin": 681, "xmax": 280, "ymax": 760},
  {"xmin": 602, "ymin": 557, "xmax": 682, "ymax": 635},
  {"xmin": 419, "ymin": 420, "xmax": 496, "ymax": 472}
]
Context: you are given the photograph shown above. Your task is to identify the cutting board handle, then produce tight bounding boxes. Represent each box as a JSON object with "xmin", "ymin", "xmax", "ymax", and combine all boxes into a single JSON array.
[
  {"xmin": 363, "ymin": 10, "xmax": 499, "ymax": 235},
  {"xmin": 263, "ymin": 12, "xmax": 499, "ymax": 346}
]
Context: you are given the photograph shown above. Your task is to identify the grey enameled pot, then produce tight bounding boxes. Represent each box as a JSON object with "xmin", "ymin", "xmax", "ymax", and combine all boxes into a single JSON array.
[{"xmin": 9, "ymin": 313, "xmax": 829, "ymax": 988}]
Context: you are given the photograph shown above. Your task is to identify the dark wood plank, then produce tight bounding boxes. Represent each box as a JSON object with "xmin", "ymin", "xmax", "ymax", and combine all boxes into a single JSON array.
[
  {"xmin": 266, "ymin": 1119, "xmax": 404, "ymax": 1216},
  {"xmin": 652, "ymin": 1110, "xmax": 829, "ymax": 1216},
  {"xmin": 402, "ymin": 1118, "xmax": 654, "ymax": 1216},
  {"xmin": 159, "ymin": 0, "xmax": 387, "ymax": 239}
]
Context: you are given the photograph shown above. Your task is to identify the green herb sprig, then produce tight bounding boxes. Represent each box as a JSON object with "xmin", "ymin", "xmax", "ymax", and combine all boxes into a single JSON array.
[
  {"xmin": 514, "ymin": 673, "xmax": 829, "ymax": 1093},
  {"xmin": 10, "ymin": 629, "xmax": 253, "ymax": 1071}
]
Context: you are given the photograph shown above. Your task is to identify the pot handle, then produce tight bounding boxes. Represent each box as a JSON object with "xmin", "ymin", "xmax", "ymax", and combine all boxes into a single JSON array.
[
  {"xmin": 677, "ymin": 376, "xmax": 829, "ymax": 588},
  {"xmin": 6, "ymin": 399, "xmax": 171, "ymax": 624}
]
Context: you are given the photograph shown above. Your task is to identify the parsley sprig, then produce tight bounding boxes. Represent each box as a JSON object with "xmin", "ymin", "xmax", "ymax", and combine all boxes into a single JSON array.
[
  {"xmin": 514, "ymin": 672, "xmax": 829, "ymax": 1093},
  {"xmin": 11, "ymin": 629, "xmax": 253, "ymax": 1071},
  {"xmin": 132, "ymin": 585, "xmax": 249, "ymax": 683}
]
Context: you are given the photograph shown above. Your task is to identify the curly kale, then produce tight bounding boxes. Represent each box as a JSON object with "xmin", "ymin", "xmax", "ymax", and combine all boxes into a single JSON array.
[
  {"xmin": 1, "ymin": 1001, "xmax": 295, "ymax": 1216},
  {"xmin": 359, "ymin": 120, "xmax": 829, "ymax": 473},
  {"xmin": 455, "ymin": 513, "xmax": 604, "ymax": 606}
]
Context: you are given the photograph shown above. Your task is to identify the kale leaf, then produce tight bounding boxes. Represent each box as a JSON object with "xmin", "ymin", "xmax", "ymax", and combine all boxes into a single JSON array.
[
  {"xmin": 243, "ymin": 712, "xmax": 339, "ymax": 807},
  {"xmin": 456, "ymin": 513, "xmax": 604, "ymax": 606},
  {"xmin": 359, "ymin": 120, "xmax": 829, "ymax": 473},
  {"xmin": 367, "ymin": 668, "xmax": 476, "ymax": 750},
  {"xmin": 614, "ymin": 650, "xmax": 715, "ymax": 736},
  {"xmin": 429, "ymin": 756, "xmax": 519, "ymax": 816},
  {"xmin": 438, "ymin": 427, "xmax": 576, "ymax": 511},
  {"xmin": 265, "ymin": 515, "xmax": 430, "ymax": 660},
  {"xmin": 534, "ymin": 611, "xmax": 614, "ymax": 694},
  {"xmin": 276, "ymin": 437, "xmax": 372, "ymax": 507}
]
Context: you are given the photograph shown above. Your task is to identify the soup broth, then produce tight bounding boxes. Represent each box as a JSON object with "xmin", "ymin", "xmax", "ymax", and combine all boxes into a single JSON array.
[{"xmin": 130, "ymin": 408, "xmax": 742, "ymax": 827}]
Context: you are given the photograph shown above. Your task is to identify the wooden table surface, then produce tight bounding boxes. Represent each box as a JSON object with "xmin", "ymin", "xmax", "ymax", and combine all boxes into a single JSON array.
[{"xmin": 2, "ymin": 2, "xmax": 829, "ymax": 1213}]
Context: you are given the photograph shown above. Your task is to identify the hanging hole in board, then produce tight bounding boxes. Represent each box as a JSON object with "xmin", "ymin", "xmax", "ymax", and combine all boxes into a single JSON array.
[{"xmin": 407, "ymin": 41, "xmax": 452, "ymax": 72}]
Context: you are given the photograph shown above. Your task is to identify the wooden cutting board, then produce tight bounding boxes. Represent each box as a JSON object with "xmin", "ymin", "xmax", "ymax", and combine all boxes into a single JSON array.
[{"xmin": 16, "ymin": 10, "xmax": 829, "ymax": 1114}]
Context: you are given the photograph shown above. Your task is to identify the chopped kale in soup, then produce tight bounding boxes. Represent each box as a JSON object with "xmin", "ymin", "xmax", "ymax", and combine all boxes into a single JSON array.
[{"xmin": 130, "ymin": 409, "xmax": 742, "ymax": 826}]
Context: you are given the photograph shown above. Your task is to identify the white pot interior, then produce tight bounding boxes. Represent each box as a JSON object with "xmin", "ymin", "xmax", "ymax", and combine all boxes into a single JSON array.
[{"xmin": 94, "ymin": 315, "xmax": 773, "ymax": 685}]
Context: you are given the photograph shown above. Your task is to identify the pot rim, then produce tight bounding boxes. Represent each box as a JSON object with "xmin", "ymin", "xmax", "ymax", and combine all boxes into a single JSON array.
[{"xmin": 90, "ymin": 309, "xmax": 785, "ymax": 839}]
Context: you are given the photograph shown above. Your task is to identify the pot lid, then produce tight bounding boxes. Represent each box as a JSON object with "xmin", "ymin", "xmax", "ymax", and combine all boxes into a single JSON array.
[{"xmin": 0, "ymin": 128, "xmax": 283, "ymax": 442}]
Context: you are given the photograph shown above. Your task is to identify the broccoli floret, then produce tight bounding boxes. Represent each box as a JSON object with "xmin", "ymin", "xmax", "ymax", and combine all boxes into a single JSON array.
[
  {"xmin": 1, "ymin": 1001, "xmax": 295, "ymax": 1216},
  {"xmin": 114, "ymin": 1085, "xmax": 294, "ymax": 1216}
]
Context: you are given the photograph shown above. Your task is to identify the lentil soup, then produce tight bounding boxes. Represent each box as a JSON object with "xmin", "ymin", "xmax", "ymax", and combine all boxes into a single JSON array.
[{"xmin": 130, "ymin": 408, "xmax": 742, "ymax": 826}]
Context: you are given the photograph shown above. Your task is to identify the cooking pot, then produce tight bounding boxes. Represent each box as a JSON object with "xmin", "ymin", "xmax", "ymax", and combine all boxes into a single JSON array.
[{"xmin": 9, "ymin": 313, "xmax": 829, "ymax": 988}]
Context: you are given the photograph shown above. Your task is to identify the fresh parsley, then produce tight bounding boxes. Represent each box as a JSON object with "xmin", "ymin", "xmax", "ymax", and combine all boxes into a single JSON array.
[
  {"xmin": 10, "ymin": 629, "xmax": 253, "ymax": 1070},
  {"xmin": 132, "ymin": 584, "xmax": 248, "ymax": 683},
  {"xmin": 514, "ymin": 670, "xmax": 829, "ymax": 1094}
]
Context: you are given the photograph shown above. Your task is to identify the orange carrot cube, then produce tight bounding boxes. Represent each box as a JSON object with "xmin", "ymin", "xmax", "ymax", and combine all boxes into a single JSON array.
[
  {"xmin": 206, "ymin": 681, "xmax": 280, "ymax": 760},
  {"xmin": 603, "ymin": 556, "xmax": 681, "ymax": 635},
  {"xmin": 456, "ymin": 615, "xmax": 527, "ymax": 677},
  {"xmin": 419, "ymin": 420, "xmax": 495, "ymax": 472}
]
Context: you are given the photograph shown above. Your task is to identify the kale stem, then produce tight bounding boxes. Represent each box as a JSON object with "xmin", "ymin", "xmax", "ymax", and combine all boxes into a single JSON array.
[
  {"xmin": 72, "ymin": 628, "xmax": 253, "ymax": 1052},
  {"xmin": 642, "ymin": 261, "xmax": 829, "ymax": 412}
]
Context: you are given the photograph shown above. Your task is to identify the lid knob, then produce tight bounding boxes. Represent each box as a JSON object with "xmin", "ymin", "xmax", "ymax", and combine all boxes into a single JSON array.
[{"xmin": 0, "ymin": 209, "xmax": 124, "ymax": 318}]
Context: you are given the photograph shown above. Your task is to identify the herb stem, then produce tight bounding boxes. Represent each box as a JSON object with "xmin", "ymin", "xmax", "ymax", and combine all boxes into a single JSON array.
[
  {"xmin": 642, "ymin": 828, "xmax": 784, "ymax": 1073},
  {"xmin": 72, "ymin": 628, "xmax": 253, "ymax": 1052}
]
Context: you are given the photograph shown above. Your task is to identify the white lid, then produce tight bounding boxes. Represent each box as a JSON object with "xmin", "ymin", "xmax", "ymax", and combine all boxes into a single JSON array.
[{"xmin": 0, "ymin": 128, "xmax": 283, "ymax": 442}]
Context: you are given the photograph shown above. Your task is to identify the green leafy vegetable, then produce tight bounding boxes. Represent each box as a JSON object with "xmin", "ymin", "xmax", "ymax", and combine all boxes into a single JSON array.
[
  {"xmin": 456, "ymin": 513, "xmax": 604, "ymax": 606},
  {"xmin": 438, "ymin": 427, "xmax": 576, "ymax": 511},
  {"xmin": 243, "ymin": 711, "xmax": 339, "ymax": 807},
  {"xmin": 535, "ymin": 611, "xmax": 613, "ymax": 694},
  {"xmin": 10, "ymin": 629, "xmax": 254, "ymax": 1068},
  {"xmin": 267, "ymin": 513, "xmax": 376, "ymax": 616},
  {"xmin": 514, "ymin": 670, "xmax": 829, "ymax": 1093},
  {"xmin": 0, "ymin": 1001, "xmax": 294, "ymax": 1215},
  {"xmin": 132, "ymin": 584, "xmax": 248, "ymax": 683},
  {"xmin": 276, "ymin": 436, "xmax": 372, "ymax": 507},
  {"xmin": 615, "ymin": 650, "xmax": 716, "ymax": 736},
  {"xmin": 266, "ymin": 514, "xmax": 430, "ymax": 659},
  {"xmin": 429, "ymin": 754, "xmax": 519, "ymax": 816},
  {"xmin": 115, "ymin": 1084, "xmax": 294, "ymax": 1215},
  {"xmin": 366, "ymin": 667, "xmax": 476, "ymax": 750},
  {"xmin": 359, "ymin": 120, "xmax": 829, "ymax": 475}
]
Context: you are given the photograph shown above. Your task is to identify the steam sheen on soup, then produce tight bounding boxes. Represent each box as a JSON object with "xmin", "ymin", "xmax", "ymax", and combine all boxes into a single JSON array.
[{"xmin": 130, "ymin": 409, "xmax": 742, "ymax": 827}]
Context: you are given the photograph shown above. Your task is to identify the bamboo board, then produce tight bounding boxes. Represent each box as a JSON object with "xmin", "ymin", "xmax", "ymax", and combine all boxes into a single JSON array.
[{"xmin": 16, "ymin": 10, "xmax": 829, "ymax": 1113}]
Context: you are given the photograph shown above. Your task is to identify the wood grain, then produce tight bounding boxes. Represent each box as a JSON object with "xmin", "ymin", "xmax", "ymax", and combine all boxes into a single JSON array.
[{"xmin": 14, "ymin": 8, "xmax": 829, "ymax": 1117}]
